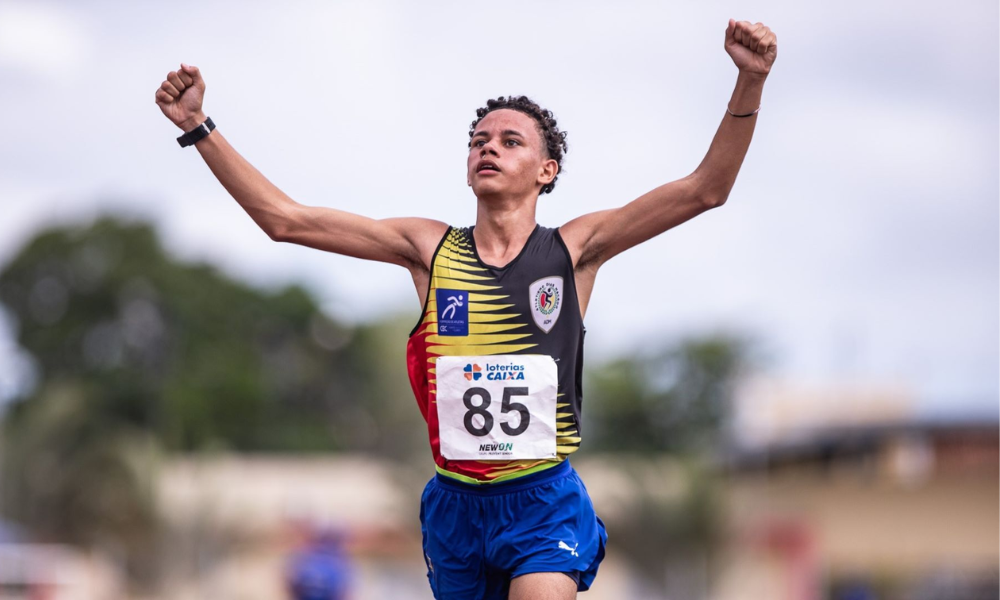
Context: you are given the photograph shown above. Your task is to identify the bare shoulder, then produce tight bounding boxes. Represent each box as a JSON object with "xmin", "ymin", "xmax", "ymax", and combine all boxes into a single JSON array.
[
  {"xmin": 558, "ymin": 209, "xmax": 615, "ymax": 270},
  {"xmin": 382, "ymin": 217, "xmax": 450, "ymax": 272}
]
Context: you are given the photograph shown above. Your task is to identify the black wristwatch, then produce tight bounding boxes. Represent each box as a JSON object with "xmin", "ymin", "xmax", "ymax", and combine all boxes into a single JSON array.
[{"xmin": 177, "ymin": 116, "xmax": 215, "ymax": 148}]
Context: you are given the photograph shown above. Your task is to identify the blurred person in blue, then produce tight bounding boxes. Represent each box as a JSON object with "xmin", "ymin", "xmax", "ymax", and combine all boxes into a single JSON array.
[
  {"xmin": 156, "ymin": 18, "xmax": 777, "ymax": 599},
  {"xmin": 285, "ymin": 526, "xmax": 353, "ymax": 600}
]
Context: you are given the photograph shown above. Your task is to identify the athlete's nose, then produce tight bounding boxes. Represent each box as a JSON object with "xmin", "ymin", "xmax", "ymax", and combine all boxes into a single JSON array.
[{"xmin": 480, "ymin": 139, "xmax": 499, "ymax": 157}]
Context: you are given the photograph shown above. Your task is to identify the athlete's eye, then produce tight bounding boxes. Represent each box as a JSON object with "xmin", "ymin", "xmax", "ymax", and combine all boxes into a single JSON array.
[
  {"xmin": 505, "ymin": 139, "xmax": 520, "ymax": 147},
  {"xmin": 473, "ymin": 139, "xmax": 486, "ymax": 147}
]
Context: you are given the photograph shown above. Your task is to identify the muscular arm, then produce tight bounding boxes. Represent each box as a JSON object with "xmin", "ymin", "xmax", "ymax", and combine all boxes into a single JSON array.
[
  {"xmin": 155, "ymin": 64, "xmax": 447, "ymax": 273},
  {"xmin": 560, "ymin": 19, "xmax": 777, "ymax": 270},
  {"xmin": 188, "ymin": 124, "xmax": 446, "ymax": 268}
]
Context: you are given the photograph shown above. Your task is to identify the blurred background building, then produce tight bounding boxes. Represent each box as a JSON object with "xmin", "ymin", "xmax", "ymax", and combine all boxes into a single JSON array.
[{"xmin": 718, "ymin": 380, "xmax": 999, "ymax": 600}]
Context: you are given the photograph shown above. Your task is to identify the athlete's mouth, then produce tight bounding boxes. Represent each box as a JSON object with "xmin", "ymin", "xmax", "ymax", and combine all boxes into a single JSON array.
[{"xmin": 477, "ymin": 161, "xmax": 500, "ymax": 173}]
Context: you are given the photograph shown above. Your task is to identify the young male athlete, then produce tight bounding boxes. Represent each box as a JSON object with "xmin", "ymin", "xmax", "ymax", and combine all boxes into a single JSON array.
[{"xmin": 155, "ymin": 18, "xmax": 777, "ymax": 599}]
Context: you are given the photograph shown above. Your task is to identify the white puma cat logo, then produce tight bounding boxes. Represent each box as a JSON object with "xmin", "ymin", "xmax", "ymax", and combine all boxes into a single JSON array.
[{"xmin": 558, "ymin": 541, "xmax": 579, "ymax": 557}]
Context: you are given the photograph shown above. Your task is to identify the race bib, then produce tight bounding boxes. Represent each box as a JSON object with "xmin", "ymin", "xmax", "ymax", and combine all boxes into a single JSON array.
[{"xmin": 435, "ymin": 355, "xmax": 558, "ymax": 460}]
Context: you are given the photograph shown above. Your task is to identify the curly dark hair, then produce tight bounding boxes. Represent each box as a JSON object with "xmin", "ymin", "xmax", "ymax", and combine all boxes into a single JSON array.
[{"xmin": 468, "ymin": 96, "xmax": 568, "ymax": 195}]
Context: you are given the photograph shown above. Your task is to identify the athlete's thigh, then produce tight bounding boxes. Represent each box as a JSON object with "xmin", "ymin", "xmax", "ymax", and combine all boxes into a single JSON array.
[
  {"xmin": 508, "ymin": 572, "xmax": 577, "ymax": 600},
  {"xmin": 421, "ymin": 479, "xmax": 487, "ymax": 598}
]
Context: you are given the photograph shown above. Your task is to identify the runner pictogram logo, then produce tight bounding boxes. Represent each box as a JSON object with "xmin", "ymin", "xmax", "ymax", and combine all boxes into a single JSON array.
[{"xmin": 436, "ymin": 288, "xmax": 469, "ymax": 336}]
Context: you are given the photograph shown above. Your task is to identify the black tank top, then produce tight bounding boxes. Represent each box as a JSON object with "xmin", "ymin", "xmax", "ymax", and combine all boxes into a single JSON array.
[{"xmin": 406, "ymin": 224, "xmax": 585, "ymax": 484}]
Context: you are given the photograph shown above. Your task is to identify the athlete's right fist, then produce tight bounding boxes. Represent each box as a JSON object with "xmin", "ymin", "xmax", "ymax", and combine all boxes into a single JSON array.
[{"xmin": 155, "ymin": 63, "xmax": 206, "ymax": 132}]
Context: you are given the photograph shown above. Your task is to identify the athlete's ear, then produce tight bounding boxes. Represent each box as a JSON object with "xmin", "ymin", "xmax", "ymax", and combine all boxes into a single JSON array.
[{"xmin": 537, "ymin": 158, "xmax": 558, "ymax": 189}]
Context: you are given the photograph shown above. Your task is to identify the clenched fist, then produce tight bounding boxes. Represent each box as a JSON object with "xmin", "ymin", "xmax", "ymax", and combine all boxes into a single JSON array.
[
  {"xmin": 725, "ymin": 19, "xmax": 777, "ymax": 77},
  {"xmin": 155, "ymin": 63, "xmax": 207, "ymax": 132}
]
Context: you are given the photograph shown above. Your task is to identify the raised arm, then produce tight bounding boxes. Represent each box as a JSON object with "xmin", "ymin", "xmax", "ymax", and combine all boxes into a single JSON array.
[
  {"xmin": 153, "ymin": 63, "xmax": 447, "ymax": 271},
  {"xmin": 560, "ymin": 19, "xmax": 777, "ymax": 270}
]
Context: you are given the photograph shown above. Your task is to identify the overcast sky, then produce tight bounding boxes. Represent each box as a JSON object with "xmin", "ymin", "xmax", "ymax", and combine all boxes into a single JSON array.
[{"xmin": 1, "ymin": 0, "xmax": 997, "ymax": 418}]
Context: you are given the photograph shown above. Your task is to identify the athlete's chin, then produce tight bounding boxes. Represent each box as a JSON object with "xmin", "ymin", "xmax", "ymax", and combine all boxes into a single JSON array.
[{"xmin": 471, "ymin": 180, "xmax": 509, "ymax": 198}]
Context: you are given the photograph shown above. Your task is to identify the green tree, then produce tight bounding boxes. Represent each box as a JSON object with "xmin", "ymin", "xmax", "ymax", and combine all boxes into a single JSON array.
[
  {"xmin": 338, "ymin": 313, "xmax": 432, "ymax": 462},
  {"xmin": 581, "ymin": 334, "xmax": 754, "ymax": 455},
  {"xmin": 0, "ymin": 215, "xmax": 367, "ymax": 453}
]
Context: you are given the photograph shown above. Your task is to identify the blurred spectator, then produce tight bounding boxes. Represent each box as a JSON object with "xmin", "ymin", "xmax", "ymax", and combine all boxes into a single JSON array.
[
  {"xmin": 285, "ymin": 525, "xmax": 353, "ymax": 600},
  {"xmin": 835, "ymin": 580, "xmax": 877, "ymax": 600}
]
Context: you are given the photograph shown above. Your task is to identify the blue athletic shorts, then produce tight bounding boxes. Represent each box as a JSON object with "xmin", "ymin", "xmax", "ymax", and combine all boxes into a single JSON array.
[{"xmin": 419, "ymin": 460, "xmax": 608, "ymax": 599}]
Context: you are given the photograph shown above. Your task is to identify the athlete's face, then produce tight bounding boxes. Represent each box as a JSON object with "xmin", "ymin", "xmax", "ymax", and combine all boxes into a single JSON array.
[{"xmin": 467, "ymin": 109, "xmax": 558, "ymax": 199}]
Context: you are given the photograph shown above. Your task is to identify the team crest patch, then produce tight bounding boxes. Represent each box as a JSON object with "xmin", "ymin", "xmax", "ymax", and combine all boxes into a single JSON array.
[{"xmin": 529, "ymin": 276, "xmax": 563, "ymax": 333}]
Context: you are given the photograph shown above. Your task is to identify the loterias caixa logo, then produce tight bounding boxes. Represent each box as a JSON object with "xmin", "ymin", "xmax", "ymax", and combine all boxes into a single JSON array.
[
  {"xmin": 463, "ymin": 363, "xmax": 482, "ymax": 381},
  {"xmin": 464, "ymin": 362, "xmax": 526, "ymax": 381}
]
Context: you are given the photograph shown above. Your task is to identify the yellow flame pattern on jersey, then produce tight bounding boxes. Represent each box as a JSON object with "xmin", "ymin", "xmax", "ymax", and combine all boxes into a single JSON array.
[{"xmin": 423, "ymin": 228, "xmax": 580, "ymax": 481}]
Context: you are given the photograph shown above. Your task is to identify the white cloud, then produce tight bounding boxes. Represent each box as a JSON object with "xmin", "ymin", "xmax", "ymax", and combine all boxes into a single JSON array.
[{"xmin": 0, "ymin": 2, "xmax": 95, "ymax": 83}]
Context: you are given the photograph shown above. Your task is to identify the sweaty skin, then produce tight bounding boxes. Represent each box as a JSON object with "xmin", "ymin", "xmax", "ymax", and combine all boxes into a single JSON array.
[{"xmin": 155, "ymin": 18, "xmax": 777, "ymax": 600}]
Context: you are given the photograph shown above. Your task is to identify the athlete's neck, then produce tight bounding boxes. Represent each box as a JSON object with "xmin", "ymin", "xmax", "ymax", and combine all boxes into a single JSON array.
[{"xmin": 473, "ymin": 193, "xmax": 537, "ymax": 267}]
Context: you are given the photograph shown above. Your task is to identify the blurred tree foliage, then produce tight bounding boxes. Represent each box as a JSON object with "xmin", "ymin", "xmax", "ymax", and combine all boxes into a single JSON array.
[
  {"xmin": 580, "ymin": 334, "xmax": 753, "ymax": 456},
  {"xmin": 0, "ymin": 216, "xmax": 423, "ymax": 456},
  {"xmin": 4, "ymin": 217, "xmax": 362, "ymax": 453}
]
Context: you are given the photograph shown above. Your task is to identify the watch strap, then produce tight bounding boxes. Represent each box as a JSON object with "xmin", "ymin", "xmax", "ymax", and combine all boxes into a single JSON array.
[{"xmin": 177, "ymin": 116, "xmax": 215, "ymax": 148}]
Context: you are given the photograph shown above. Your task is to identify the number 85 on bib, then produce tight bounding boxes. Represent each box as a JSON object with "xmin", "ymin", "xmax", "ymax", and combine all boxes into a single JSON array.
[{"xmin": 435, "ymin": 355, "xmax": 559, "ymax": 460}]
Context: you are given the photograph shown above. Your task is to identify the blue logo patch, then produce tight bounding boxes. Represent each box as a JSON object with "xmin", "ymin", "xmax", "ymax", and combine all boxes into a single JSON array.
[{"xmin": 436, "ymin": 289, "xmax": 468, "ymax": 336}]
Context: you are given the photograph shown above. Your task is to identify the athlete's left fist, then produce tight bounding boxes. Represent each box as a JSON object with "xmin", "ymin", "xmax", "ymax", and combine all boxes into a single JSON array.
[{"xmin": 725, "ymin": 19, "xmax": 777, "ymax": 77}]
